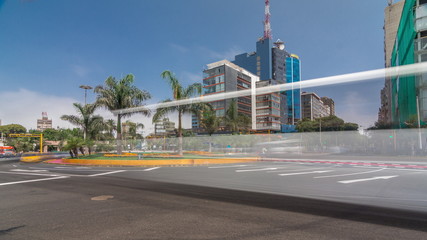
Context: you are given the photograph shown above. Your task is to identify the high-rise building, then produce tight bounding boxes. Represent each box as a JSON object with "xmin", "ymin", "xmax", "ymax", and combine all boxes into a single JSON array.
[
  {"xmin": 321, "ymin": 97, "xmax": 335, "ymax": 116},
  {"xmin": 154, "ymin": 118, "xmax": 176, "ymax": 136},
  {"xmin": 198, "ymin": 60, "xmax": 259, "ymax": 131},
  {"xmin": 383, "ymin": 0, "xmax": 427, "ymax": 127},
  {"xmin": 37, "ymin": 112, "xmax": 52, "ymax": 131},
  {"xmin": 232, "ymin": 1, "xmax": 301, "ymax": 127},
  {"xmin": 378, "ymin": 0, "xmax": 405, "ymax": 125},
  {"xmin": 256, "ymin": 80, "xmax": 285, "ymax": 131},
  {"xmin": 285, "ymin": 54, "xmax": 301, "ymax": 124},
  {"xmin": 301, "ymin": 92, "xmax": 331, "ymax": 120}
]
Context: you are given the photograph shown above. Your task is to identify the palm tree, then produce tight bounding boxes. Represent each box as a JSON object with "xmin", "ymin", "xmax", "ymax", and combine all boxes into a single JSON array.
[
  {"xmin": 199, "ymin": 108, "xmax": 221, "ymax": 152},
  {"xmin": 104, "ymin": 119, "xmax": 117, "ymax": 140},
  {"xmin": 200, "ymin": 108, "xmax": 220, "ymax": 136},
  {"xmin": 63, "ymin": 137, "xmax": 85, "ymax": 158},
  {"xmin": 94, "ymin": 74, "xmax": 151, "ymax": 154},
  {"xmin": 123, "ymin": 120, "xmax": 144, "ymax": 140},
  {"xmin": 153, "ymin": 70, "xmax": 209, "ymax": 155},
  {"xmin": 224, "ymin": 99, "xmax": 251, "ymax": 134},
  {"xmin": 60, "ymin": 103, "xmax": 104, "ymax": 140}
]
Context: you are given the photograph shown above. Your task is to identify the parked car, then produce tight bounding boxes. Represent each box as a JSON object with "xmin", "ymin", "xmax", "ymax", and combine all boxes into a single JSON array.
[{"xmin": 0, "ymin": 146, "xmax": 16, "ymax": 157}]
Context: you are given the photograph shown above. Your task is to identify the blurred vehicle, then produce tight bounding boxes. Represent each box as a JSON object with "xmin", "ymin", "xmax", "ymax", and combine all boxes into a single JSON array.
[
  {"xmin": 255, "ymin": 139, "xmax": 304, "ymax": 154},
  {"xmin": 0, "ymin": 146, "xmax": 17, "ymax": 157}
]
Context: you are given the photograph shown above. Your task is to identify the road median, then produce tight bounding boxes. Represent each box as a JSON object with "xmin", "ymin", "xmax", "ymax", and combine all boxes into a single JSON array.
[{"xmin": 44, "ymin": 157, "xmax": 259, "ymax": 166}]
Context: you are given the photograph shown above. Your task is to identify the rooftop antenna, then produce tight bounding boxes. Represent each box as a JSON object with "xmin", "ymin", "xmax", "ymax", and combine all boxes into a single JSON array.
[{"xmin": 263, "ymin": 0, "xmax": 272, "ymax": 40}]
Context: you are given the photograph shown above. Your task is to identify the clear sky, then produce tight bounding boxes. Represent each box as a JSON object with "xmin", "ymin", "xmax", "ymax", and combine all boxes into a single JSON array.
[{"xmin": 0, "ymin": 0, "xmax": 393, "ymax": 132}]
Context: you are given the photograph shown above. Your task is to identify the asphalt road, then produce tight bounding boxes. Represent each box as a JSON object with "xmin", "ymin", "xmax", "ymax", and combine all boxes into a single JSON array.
[{"xmin": 1, "ymin": 158, "xmax": 427, "ymax": 239}]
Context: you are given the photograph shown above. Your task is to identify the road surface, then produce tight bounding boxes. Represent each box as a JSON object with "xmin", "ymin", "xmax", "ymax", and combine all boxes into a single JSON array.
[{"xmin": 1, "ymin": 158, "xmax": 427, "ymax": 239}]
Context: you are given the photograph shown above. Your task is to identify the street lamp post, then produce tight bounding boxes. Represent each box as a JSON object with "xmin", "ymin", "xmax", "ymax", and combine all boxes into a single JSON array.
[{"xmin": 79, "ymin": 85, "xmax": 93, "ymax": 105}]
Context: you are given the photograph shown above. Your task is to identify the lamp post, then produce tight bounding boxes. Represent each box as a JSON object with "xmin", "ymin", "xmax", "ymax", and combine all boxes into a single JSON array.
[{"xmin": 79, "ymin": 85, "xmax": 93, "ymax": 105}]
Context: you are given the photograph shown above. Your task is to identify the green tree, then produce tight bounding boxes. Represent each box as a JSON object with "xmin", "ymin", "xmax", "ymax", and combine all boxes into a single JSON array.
[
  {"xmin": 61, "ymin": 103, "xmax": 104, "ymax": 140},
  {"xmin": 104, "ymin": 119, "xmax": 117, "ymax": 139},
  {"xmin": 0, "ymin": 124, "xmax": 27, "ymax": 135},
  {"xmin": 123, "ymin": 120, "xmax": 144, "ymax": 140},
  {"xmin": 223, "ymin": 99, "xmax": 251, "ymax": 134},
  {"xmin": 95, "ymin": 74, "xmax": 151, "ymax": 154},
  {"xmin": 200, "ymin": 108, "xmax": 220, "ymax": 136},
  {"xmin": 63, "ymin": 137, "xmax": 85, "ymax": 158},
  {"xmin": 153, "ymin": 70, "xmax": 209, "ymax": 155},
  {"xmin": 296, "ymin": 115, "xmax": 359, "ymax": 132}
]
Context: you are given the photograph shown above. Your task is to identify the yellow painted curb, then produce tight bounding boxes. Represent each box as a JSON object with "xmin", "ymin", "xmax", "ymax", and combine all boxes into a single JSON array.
[
  {"xmin": 47, "ymin": 158, "xmax": 259, "ymax": 166},
  {"xmin": 21, "ymin": 156, "xmax": 44, "ymax": 163}
]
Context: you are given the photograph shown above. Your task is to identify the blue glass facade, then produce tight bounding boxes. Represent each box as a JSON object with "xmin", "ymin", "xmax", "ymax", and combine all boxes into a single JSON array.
[
  {"xmin": 233, "ymin": 38, "xmax": 273, "ymax": 81},
  {"xmin": 286, "ymin": 55, "xmax": 301, "ymax": 124}
]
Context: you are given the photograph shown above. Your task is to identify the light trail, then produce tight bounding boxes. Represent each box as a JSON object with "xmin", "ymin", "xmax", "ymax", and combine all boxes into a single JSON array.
[{"xmin": 112, "ymin": 62, "xmax": 427, "ymax": 115}]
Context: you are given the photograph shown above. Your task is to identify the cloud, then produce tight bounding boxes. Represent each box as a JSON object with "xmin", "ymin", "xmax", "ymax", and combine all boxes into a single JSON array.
[
  {"xmin": 199, "ymin": 46, "xmax": 243, "ymax": 61},
  {"xmin": 336, "ymin": 91, "xmax": 378, "ymax": 129},
  {"xmin": 180, "ymin": 71, "xmax": 202, "ymax": 84},
  {"xmin": 71, "ymin": 64, "xmax": 90, "ymax": 78},
  {"xmin": 0, "ymin": 89, "xmax": 193, "ymax": 136},
  {"xmin": 169, "ymin": 43, "xmax": 189, "ymax": 53},
  {"xmin": 0, "ymin": 89, "xmax": 78, "ymax": 130}
]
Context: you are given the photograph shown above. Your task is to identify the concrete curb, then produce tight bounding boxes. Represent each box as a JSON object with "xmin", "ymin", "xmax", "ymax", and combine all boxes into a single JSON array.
[{"xmin": 44, "ymin": 158, "xmax": 259, "ymax": 166}]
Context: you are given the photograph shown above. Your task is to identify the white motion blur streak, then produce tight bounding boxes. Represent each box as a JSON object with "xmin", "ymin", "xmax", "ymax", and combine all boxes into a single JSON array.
[{"xmin": 112, "ymin": 62, "xmax": 427, "ymax": 115}]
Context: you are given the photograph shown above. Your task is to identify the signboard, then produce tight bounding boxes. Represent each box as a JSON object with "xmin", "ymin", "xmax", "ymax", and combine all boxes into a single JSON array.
[
  {"xmin": 8, "ymin": 134, "xmax": 43, "ymax": 153},
  {"xmin": 9, "ymin": 134, "xmax": 42, "ymax": 138}
]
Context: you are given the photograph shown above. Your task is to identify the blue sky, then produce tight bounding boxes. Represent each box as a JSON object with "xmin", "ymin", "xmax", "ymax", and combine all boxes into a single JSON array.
[{"xmin": 0, "ymin": 0, "xmax": 392, "ymax": 130}]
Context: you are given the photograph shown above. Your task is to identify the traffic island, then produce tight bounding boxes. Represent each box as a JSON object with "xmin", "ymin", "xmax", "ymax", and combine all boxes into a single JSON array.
[{"xmin": 42, "ymin": 152, "xmax": 259, "ymax": 166}]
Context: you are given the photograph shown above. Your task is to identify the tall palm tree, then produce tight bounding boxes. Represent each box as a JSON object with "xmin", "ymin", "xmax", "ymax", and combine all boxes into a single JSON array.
[
  {"xmin": 153, "ymin": 70, "xmax": 209, "ymax": 155},
  {"xmin": 60, "ymin": 103, "xmax": 104, "ymax": 140},
  {"xmin": 94, "ymin": 74, "xmax": 151, "ymax": 154}
]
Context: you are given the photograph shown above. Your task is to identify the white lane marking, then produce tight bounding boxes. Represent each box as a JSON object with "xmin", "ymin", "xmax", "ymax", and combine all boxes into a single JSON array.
[
  {"xmin": 0, "ymin": 176, "xmax": 69, "ymax": 186},
  {"xmin": 55, "ymin": 166, "xmax": 91, "ymax": 169},
  {"xmin": 314, "ymin": 168, "xmax": 386, "ymax": 179},
  {"xmin": 0, "ymin": 171, "xmax": 59, "ymax": 177},
  {"xmin": 279, "ymin": 170, "xmax": 333, "ymax": 176},
  {"xmin": 268, "ymin": 167, "xmax": 328, "ymax": 173},
  {"xmin": 12, "ymin": 165, "xmax": 17, "ymax": 167},
  {"xmin": 144, "ymin": 167, "xmax": 160, "ymax": 171},
  {"xmin": 353, "ymin": 166, "xmax": 384, "ymax": 169},
  {"xmin": 11, "ymin": 169, "xmax": 48, "ymax": 173},
  {"xmin": 209, "ymin": 165, "xmax": 249, "ymax": 169},
  {"xmin": 236, "ymin": 168, "xmax": 278, "ymax": 173},
  {"xmin": 339, "ymin": 175, "xmax": 398, "ymax": 184},
  {"xmin": 88, "ymin": 170, "xmax": 126, "ymax": 177}
]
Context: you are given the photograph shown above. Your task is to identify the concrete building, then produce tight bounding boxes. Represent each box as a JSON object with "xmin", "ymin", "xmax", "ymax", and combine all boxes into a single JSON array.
[
  {"xmin": 381, "ymin": 0, "xmax": 427, "ymax": 127},
  {"xmin": 36, "ymin": 112, "xmax": 52, "ymax": 131},
  {"xmin": 256, "ymin": 80, "xmax": 285, "ymax": 131},
  {"xmin": 154, "ymin": 118, "xmax": 176, "ymax": 136},
  {"xmin": 378, "ymin": 0, "xmax": 405, "ymax": 124},
  {"xmin": 321, "ymin": 97, "xmax": 335, "ymax": 116},
  {"xmin": 301, "ymin": 92, "xmax": 331, "ymax": 120},
  {"xmin": 197, "ymin": 60, "xmax": 259, "ymax": 131}
]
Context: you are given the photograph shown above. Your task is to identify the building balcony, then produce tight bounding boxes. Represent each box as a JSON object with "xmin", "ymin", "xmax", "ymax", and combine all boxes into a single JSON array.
[
  {"xmin": 414, "ymin": 37, "xmax": 427, "ymax": 54},
  {"xmin": 415, "ymin": 4, "xmax": 427, "ymax": 32}
]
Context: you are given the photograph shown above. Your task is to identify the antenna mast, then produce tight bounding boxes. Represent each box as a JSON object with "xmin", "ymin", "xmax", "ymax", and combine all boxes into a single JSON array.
[{"xmin": 263, "ymin": 0, "xmax": 272, "ymax": 40}]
